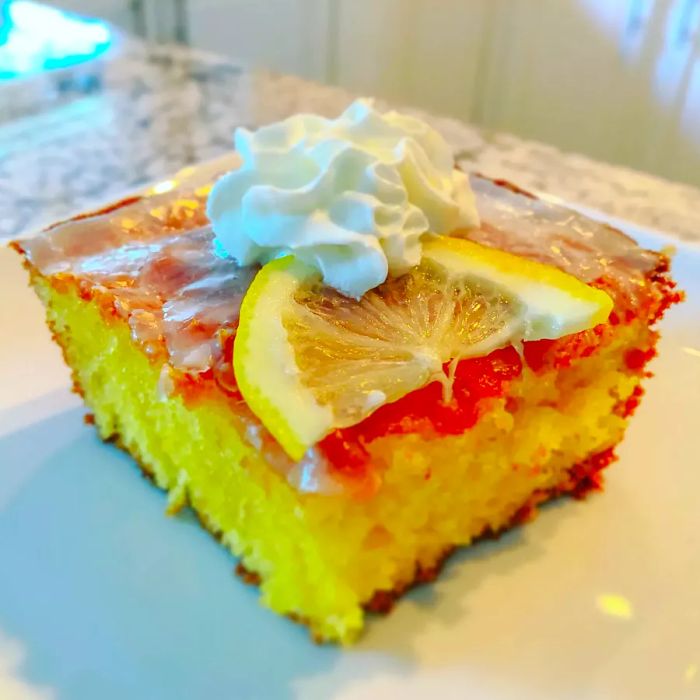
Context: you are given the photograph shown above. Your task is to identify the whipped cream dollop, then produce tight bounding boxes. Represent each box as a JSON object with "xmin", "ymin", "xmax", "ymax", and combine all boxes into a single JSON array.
[{"xmin": 207, "ymin": 99, "xmax": 480, "ymax": 298}]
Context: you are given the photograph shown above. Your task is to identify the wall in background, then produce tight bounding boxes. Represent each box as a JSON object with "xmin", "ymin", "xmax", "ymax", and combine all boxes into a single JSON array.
[
  {"xmin": 186, "ymin": 0, "xmax": 331, "ymax": 80},
  {"xmin": 40, "ymin": 0, "xmax": 700, "ymax": 187},
  {"xmin": 479, "ymin": 0, "xmax": 700, "ymax": 187},
  {"xmin": 41, "ymin": 0, "xmax": 139, "ymax": 33},
  {"xmin": 321, "ymin": 0, "xmax": 700, "ymax": 187},
  {"xmin": 330, "ymin": 0, "xmax": 493, "ymax": 122}
]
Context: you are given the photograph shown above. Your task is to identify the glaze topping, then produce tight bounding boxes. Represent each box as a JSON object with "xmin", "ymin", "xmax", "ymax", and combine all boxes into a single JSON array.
[{"xmin": 18, "ymin": 159, "xmax": 664, "ymax": 382}]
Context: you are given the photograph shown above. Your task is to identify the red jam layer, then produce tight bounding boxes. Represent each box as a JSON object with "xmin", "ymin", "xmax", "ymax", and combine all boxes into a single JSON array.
[{"xmin": 319, "ymin": 346, "xmax": 524, "ymax": 481}]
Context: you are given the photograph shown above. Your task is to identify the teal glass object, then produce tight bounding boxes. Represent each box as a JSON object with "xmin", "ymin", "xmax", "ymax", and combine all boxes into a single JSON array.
[{"xmin": 0, "ymin": 1, "xmax": 113, "ymax": 80}]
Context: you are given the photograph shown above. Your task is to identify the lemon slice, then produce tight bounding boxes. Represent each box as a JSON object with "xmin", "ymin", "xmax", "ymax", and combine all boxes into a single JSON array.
[{"xmin": 234, "ymin": 237, "xmax": 613, "ymax": 460}]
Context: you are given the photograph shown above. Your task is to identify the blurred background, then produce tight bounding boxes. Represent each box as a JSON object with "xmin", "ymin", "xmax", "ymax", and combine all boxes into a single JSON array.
[{"xmin": 2, "ymin": 0, "xmax": 699, "ymax": 186}]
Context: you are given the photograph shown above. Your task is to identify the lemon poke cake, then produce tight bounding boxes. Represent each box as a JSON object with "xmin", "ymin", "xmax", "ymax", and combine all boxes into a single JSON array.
[{"xmin": 12, "ymin": 100, "xmax": 682, "ymax": 643}]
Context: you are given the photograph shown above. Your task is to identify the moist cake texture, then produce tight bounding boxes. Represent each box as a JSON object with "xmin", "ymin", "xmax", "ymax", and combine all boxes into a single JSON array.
[{"xmin": 12, "ymin": 155, "xmax": 681, "ymax": 643}]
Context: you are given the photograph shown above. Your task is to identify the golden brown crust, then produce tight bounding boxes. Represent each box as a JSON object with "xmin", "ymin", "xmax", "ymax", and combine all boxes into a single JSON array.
[
  {"xmin": 476, "ymin": 175, "xmax": 537, "ymax": 200},
  {"xmin": 45, "ymin": 196, "xmax": 145, "ymax": 233},
  {"xmin": 235, "ymin": 563, "xmax": 262, "ymax": 587}
]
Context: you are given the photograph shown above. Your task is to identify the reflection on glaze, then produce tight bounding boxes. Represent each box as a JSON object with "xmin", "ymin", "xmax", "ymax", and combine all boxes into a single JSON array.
[{"xmin": 150, "ymin": 179, "xmax": 177, "ymax": 195}]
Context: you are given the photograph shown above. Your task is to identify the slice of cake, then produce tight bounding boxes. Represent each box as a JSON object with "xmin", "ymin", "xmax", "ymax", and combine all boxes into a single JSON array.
[{"xmin": 11, "ymin": 102, "xmax": 682, "ymax": 644}]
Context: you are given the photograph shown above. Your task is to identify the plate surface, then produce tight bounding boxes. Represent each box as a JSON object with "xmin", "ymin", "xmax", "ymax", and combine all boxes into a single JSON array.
[{"xmin": 1, "ymin": 220, "xmax": 699, "ymax": 700}]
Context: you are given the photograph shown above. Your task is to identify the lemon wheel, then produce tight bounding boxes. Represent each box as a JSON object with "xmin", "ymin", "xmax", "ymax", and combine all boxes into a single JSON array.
[{"xmin": 234, "ymin": 237, "xmax": 613, "ymax": 460}]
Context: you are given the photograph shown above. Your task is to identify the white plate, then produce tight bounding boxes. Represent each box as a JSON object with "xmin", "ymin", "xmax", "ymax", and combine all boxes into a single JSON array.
[{"xmin": 1, "ymin": 220, "xmax": 699, "ymax": 700}]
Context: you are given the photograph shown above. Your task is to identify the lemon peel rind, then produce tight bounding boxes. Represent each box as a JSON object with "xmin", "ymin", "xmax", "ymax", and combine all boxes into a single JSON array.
[
  {"xmin": 423, "ymin": 237, "xmax": 613, "ymax": 339},
  {"xmin": 234, "ymin": 256, "xmax": 333, "ymax": 461}
]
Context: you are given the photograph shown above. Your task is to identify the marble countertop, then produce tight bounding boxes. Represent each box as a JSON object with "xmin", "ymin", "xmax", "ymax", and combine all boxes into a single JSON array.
[{"xmin": 2, "ymin": 41, "xmax": 699, "ymax": 243}]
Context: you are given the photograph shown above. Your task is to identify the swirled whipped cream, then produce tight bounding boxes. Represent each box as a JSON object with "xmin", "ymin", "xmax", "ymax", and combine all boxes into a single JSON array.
[{"xmin": 207, "ymin": 99, "xmax": 479, "ymax": 298}]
